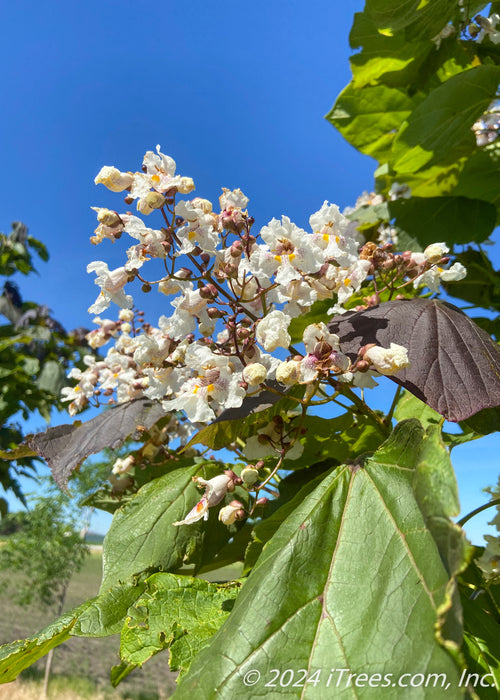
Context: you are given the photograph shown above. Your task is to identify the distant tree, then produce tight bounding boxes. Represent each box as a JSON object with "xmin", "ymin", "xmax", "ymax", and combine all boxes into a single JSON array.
[{"xmin": 0, "ymin": 221, "xmax": 92, "ymax": 509}]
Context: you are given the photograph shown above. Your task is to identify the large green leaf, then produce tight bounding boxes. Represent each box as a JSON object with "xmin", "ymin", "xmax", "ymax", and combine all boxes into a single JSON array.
[
  {"xmin": 389, "ymin": 196, "xmax": 496, "ymax": 246},
  {"xmin": 327, "ymin": 83, "xmax": 418, "ymax": 162},
  {"xmin": 349, "ymin": 11, "xmax": 432, "ymax": 89},
  {"xmin": 100, "ymin": 462, "xmax": 219, "ymax": 591},
  {"xmin": 392, "ymin": 65, "xmax": 500, "ymax": 175},
  {"xmin": 173, "ymin": 421, "xmax": 465, "ymax": 699},
  {"xmin": 0, "ymin": 602, "xmax": 91, "ymax": 683},
  {"xmin": 120, "ymin": 573, "xmax": 241, "ymax": 677}
]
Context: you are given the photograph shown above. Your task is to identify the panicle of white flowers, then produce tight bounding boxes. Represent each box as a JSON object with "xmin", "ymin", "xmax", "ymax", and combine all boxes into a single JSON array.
[{"xmin": 61, "ymin": 147, "xmax": 466, "ymax": 425}]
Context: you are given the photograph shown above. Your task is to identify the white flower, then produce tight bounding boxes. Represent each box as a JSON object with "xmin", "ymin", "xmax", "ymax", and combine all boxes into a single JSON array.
[
  {"xmin": 364, "ymin": 343, "xmax": 410, "ymax": 376},
  {"xmin": 112, "ymin": 456, "xmax": 135, "ymax": 475},
  {"xmin": 87, "ymin": 261, "xmax": 133, "ymax": 314},
  {"xmin": 173, "ymin": 474, "xmax": 233, "ymax": 526},
  {"xmin": 302, "ymin": 323, "xmax": 340, "ymax": 354},
  {"xmin": 94, "ymin": 166, "xmax": 133, "ymax": 192},
  {"xmin": 242, "ymin": 363, "xmax": 267, "ymax": 386},
  {"xmin": 255, "ymin": 310, "xmax": 291, "ymax": 352},
  {"xmin": 219, "ymin": 188, "xmax": 249, "ymax": 210},
  {"xmin": 249, "ymin": 217, "xmax": 324, "ymax": 285},
  {"xmin": 477, "ymin": 14, "xmax": 500, "ymax": 44},
  {"xmin": 440, "ymin": 262, "xmax": 467, "ymax": 282}
]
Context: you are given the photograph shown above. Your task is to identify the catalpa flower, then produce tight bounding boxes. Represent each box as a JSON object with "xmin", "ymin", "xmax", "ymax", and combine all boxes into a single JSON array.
[
  {"xmin": 364, "ymin": 343, "xmax": 409, "ymax": 376},
  {"xmin": 87, "ymin": 261, "xmax": 133, "ymax": 314},
  {"xmin": 249, "ymin": 216, "xmax": 324, "ymax": 286},
  {"xmin": 173, "ymin": 473, "xmax": 236, "ymax": 526}
]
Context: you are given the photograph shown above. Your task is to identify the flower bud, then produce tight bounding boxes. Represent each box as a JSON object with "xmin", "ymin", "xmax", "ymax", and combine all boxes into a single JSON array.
[
  {"xmin": 145, "ymin": 191, "xmax": 166, "ymax": 209},
  {"xmin": 255, "ymin": 497, "xmax": 269, "ymax": 507},
  {"xmin": 178, "ymin": 176, "xmax": 195, "ymax": 194},
  {"xmin": 218, "ymin": 501, "xmax": 246, "ymax": 525},
  {"xmin": 199, "ymin": 284, "xmax": 218, "ymax": 300},
  {"xmin": 276, "ymin": 360, "xmax": 300, "ymax": 386},
  {"xmin": 424, "ymin": 242, "xmax": 449, "ymax": 264},
  {"xmin": 95, "ymin": 166, "xmax": 134, "ymax": 192},
  {"xmin": 207, "ymin": 307, "xmax": 225, "ymax": 319},
  {"xmin": 242, "ymin": 363, "xmax": 267, "ymax": 386},
  {"xmin": 241, "ymin": 466, "xmax": 260, "ymax": 486}
]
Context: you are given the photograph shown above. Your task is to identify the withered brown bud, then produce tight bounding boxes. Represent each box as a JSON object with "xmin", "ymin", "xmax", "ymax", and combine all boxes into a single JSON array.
[{"xmin": 141, "ymin": 283, "xmax": 152, "ymax": 293}]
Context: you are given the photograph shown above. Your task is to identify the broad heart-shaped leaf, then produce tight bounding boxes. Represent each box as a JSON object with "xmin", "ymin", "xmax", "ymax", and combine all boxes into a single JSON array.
[
  {"xmin": 120, "ymin": 573, "xmax": 240, "ymax": 678},
  {"xmin": 388, "ymin": 196, "xmax": 496, "ymax": 246},
  {"xmin": 0, "ymin": 601, "xmax": 92, "ymax": 683},
  {"xmin": 172, "ymin": 421, "xmax": 465, "ymax": 699},
  {"xmin": 392, "ymin": 65, "xmax": 500, "ymax": 175},
  {"xmin": 27, "ymin": 398, "xmax": 166, "ymax": 489},
  {"xmin": 100, "ymin": 461, "xmax": 220, "ymax": 592},
  {"xmin": 328, "ymin": 299, "xmax": 500, "ymax": 422}
]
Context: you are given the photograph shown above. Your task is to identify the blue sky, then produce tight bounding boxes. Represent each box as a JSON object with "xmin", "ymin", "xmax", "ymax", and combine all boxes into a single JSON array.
[{"xmin": 1, "ymin": 0, "xmax": 499, "ymax": 542}]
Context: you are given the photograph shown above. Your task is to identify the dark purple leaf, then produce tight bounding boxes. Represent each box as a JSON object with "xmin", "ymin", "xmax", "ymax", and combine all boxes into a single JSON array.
[
  {"xmin": 328, "ymin": 299, "xmax": 500, "ymax": 422},
  {"xmin": 27, "ymin": 398, "xmax": 165, "ymax": 489}
]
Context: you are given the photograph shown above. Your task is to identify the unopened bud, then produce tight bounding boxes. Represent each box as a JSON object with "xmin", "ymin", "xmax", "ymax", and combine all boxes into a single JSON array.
[
  {"xmin": 199, "ymin": 284, "xmax": 218, "ymax": 300},
  {"xmin": 124, "ymin": 195, "xmax": 134, "ymax": 205},
  {"xmin": 141, "ymin": 283, "xmax": 152, "ymax": 293},
  {"xmin": 177, "ymin": 268, "xmax": 193, "ymax": 279},
  {"xmin": 241, "ymin": 466, "xmax": 260, "ymax": 486},
  {"xmin": 230, "ymin": 240, "xmax": 243, "ymax": 257},
  {"xmin": 255, "ymin": 497, "xmax": 269, "ymax": 507},
  {"xmin": 218, "ymin": 501, "xmax": 246, "ymax": 525},
  {"xmin": 207, "ymin": 307, "xmax": 225, "ymax": 319},
  {"xmin": 145, "ymin": 191, "xmax": 166, "ymax": 209},
  {"xmin": 355, "ymin": 359, "xmax": 370, "ymax": 372}
]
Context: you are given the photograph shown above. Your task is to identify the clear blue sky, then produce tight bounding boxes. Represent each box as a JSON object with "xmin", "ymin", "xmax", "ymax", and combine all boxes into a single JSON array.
[{"xmin": 1, "ymin": 0, "xmax": 498, "ymax": 542}]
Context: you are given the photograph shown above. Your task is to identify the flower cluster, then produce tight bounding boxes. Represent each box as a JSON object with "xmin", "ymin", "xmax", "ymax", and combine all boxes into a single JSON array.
[{"xmin": 61, "ymin": 146, "xmax": 467, "ymax": 426}]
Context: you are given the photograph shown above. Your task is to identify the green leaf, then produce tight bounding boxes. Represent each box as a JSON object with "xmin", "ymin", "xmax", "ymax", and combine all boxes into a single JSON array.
[
  {"xmin": 392, "ymin": 65, "xmax": 500, "ymax": 175},
  {"xmin": 395, "ymin": 389, "xmax": 442, "ymax": 429},
  {"xmin": 461, "ymin": 590, "xmax": 500, "ymax": 697},
  {"xmin": 0, "ymin": 602, "xmax": 91, "ymax": 683},
  {"xmin": 326, "ymin": 83, "xmax": 418, "ymax": 162},
  {"xmin": 453, "ymin": 141, "xmax": 500, "ymax": 217},
  {"xmin": 71, "ymin": 581, "xmax": 146, "ymax": 638},
  {"xmin": 37, "ymin": 359, "xmax": 67, "ymax": 395},
  {"xmin": 100, "ymin": 462, "xmax": 219, "ymax": 591},
  {"xmin": 442, "ymin": 249, "xmax": 500, "ymax": 311},
  {"xmin": 291, "ymin": 413, "xmax": 385, "ymax": 470},
  {"xmin": 413, "ymin": 423, "xmax": 472, "ymax": 647},
  {"xmin": 363, "ymin": 0, "xmax": 456, "ymax": 38},
  {"xmin": 120, "ymin": 573, "xmax": 240, "ymax": 677},
  {"xmin": 389, "ymin": 196, "xmax": 497, "ymax": 246},
  {"xmin": 349, "ymin": 11, "xmax": 432, "ymax": 88},
  {"xmin": 173, "ymin": 421, "xmax": 465, "ymax": 699}
]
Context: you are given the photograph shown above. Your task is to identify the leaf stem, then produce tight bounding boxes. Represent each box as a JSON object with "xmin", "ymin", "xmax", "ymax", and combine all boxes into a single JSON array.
[{"xmin": 457, "ymin": 498, "xmax": 500, "ymax": 527}]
